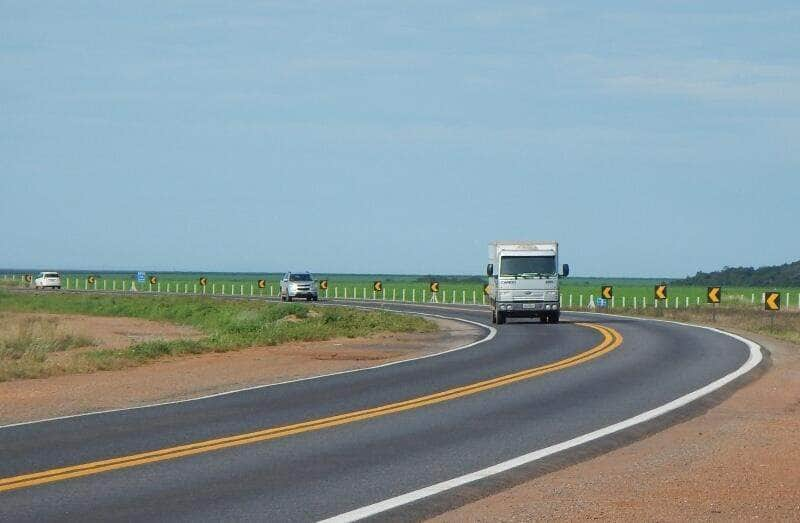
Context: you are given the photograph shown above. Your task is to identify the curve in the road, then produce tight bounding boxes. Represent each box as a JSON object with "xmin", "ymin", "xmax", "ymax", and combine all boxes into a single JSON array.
[
  {"xmin": 0, "ymin": 323, "xmax": 620, "ymax": 493},
  {"xmin": 0, "ymin": 296, "xmax": 762, "ymax": 522}
]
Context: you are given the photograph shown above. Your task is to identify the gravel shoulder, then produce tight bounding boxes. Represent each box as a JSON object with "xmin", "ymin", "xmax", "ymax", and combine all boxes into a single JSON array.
[
  {"xmin": 0, "ymin": 315, "xmax": 482, "ymax": 425},
  {"xmin": 431, "ymin": 327, "xmax": 800, "ymax": 522}
]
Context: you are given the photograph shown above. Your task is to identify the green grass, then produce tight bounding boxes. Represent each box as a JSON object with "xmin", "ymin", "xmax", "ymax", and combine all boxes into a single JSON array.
[
  {"xmin": 6, "ymin": 271, "xmax": 800, "ymax": 310},
  {"xmin": 0, "ymin": 291, "xmax": 437, "ymax": 381}
]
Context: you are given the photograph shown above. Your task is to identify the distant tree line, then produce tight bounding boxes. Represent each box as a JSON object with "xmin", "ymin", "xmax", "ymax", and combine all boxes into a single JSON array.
[{"xmin": 672, "ymin": 260, "xmax": 800, "ymax": 286}]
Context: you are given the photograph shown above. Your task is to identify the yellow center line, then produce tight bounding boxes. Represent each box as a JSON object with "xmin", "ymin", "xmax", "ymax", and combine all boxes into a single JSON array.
[{"xmin": 0, "ymin": 322, "xmax": 623, "ymax": 493}]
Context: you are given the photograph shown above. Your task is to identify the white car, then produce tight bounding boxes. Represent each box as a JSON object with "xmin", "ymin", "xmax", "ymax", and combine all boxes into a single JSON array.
[
  {"xmin": 34, "ymin": 271, "xmax": 61, "ymax": 290},
  {"xmin": 280, "ymin": 272, "xmax": 318, "ymax": 302}
]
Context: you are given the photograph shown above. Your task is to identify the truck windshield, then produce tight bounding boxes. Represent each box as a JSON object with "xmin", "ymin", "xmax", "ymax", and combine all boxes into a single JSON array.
[{"xmin": 500, "ymin": 256, "xmax": 556, "ymax": 277}]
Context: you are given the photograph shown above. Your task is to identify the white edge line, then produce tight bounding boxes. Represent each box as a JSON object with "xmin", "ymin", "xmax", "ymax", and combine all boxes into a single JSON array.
[
  {"xmin": 0, "ymin": 305, "xmax": 496, "ymax": 430},
  {"xmin": 320, "ymin": 314, "xmax": 763, "ymax": 523}
]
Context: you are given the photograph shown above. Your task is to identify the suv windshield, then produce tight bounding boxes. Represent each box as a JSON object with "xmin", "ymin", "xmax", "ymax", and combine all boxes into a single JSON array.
[
  {"xmin": 289, "ymin": 273, "xmax": 312, "ymax": 282},
  {"xmin": 500, "ymin": 256, "xmax": 556, "ymax": 277},
  {"xmin": 43, "ymin": 273, "xmax": 59, "ymax": 278}
]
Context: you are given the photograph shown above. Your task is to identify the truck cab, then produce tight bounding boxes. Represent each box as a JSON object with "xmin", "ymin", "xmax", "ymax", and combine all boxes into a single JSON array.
[{"xmin": 487, "ymin": 241, "xmax": 569, "ymax": 325}]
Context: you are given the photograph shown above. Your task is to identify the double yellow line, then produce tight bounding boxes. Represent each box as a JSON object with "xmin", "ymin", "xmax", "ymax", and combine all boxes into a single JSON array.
[{"xmin": 0, "ymin": 322, "xmax": 622, "ymax": 493}]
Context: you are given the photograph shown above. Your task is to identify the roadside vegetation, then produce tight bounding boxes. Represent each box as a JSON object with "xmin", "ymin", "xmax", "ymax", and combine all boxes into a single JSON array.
[
  {"xmin": 591, "ymin": 306, "xmax": 800, "ymax": 346},
  {"xmin": 0, "ymin": 291, "xmax": 437, "ymax": 382}
]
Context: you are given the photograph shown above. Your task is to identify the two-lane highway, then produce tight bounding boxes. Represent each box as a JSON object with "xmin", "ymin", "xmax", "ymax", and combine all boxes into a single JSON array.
[{"xmin": 0, "ymin": 300, "xmax": 760, "ymax": 521}]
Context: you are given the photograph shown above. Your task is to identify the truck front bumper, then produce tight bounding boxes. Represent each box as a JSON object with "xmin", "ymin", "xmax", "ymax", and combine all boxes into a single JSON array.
[{"xmin": 495, "ymin": 301, "xmax": 559, "ymax": 316}]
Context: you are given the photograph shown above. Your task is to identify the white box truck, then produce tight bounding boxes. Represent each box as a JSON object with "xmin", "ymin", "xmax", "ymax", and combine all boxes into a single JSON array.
[{"xmin": 486, "ymin": 241, "xmax": 569, "ymax": 325}]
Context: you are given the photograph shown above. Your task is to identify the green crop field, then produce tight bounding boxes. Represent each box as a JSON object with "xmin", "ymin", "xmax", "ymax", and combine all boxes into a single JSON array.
[{"xmin": 3, "ymin": 271, "xmax": 799, "ymax": 311}]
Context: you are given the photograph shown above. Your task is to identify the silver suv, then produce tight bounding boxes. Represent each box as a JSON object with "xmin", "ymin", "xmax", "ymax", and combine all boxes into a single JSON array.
[{"xmin": 280, "ymin": 272, "xmax": 318, "ymax": 302}]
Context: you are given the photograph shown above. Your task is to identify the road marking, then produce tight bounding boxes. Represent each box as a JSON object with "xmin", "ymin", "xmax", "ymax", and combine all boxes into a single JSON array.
[
  {"xmin": 0, "ymin": 323, "xmax": 621, "ymax": 493},
  {"xmin": 0, "ymin": 306, "xmax": 494, "ymax": 430},
  {"xmin": 322, "ymin": 318, "xmax": 762, "ymax": 523}
]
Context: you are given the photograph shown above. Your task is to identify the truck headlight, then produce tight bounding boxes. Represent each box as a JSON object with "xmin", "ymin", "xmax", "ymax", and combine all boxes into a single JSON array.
[{"xmin": 546, "ymin": 291, "xmax": 558, "ymax": 300}]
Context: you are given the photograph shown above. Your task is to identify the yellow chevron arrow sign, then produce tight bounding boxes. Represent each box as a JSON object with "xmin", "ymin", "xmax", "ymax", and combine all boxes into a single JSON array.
[
  {"xmin": 373, "ymin": 281, "xmax": 382, "ymax": 292},
  {"xmin": 654, "ymin": 284, "xmax": 668, "ymax": 300},
  {"xmin": 707, "ymin": 287, "xmax": 721, "ymax": 304},
  {"xmin": 430, "ymin": 282, "xmax": 440, "ymax": 293},
  {"xmin": 765, "ymin": 292, "xmax": 781, "ymax": 311},
  {"xmin": 601, "ymin": 286, "xmax": 613, "ymax": 300}
]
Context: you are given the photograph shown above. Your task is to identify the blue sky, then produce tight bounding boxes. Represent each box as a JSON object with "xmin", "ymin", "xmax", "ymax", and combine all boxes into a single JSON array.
[{"xmin": 2, "ymin": 1, "xmax": 798, "ymax": 277}]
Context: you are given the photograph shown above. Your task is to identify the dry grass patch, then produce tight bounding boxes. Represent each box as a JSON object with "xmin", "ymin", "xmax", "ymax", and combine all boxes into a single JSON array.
[
  {"xmin": 596, "ymin": 306, "xmax": 800, "ymax": 345},
  {"xmin": 0, "ymin": 314, "xmax": 95, "ymax": 381}
]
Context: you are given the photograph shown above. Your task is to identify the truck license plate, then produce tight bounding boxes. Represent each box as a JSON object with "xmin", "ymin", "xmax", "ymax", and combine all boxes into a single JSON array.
[{"xmin": 522, "ymin": 303, "xmax": 537, "ymax": 310}]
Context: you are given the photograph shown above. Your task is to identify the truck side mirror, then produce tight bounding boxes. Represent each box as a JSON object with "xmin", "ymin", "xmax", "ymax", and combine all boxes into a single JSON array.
[
  {"xmin": 486, "ymin": 264, "xmax": 494, "ymax": 277},
  {"xmin": 561, "ymin": 264, "xmax": 570, "ymax": 278}
]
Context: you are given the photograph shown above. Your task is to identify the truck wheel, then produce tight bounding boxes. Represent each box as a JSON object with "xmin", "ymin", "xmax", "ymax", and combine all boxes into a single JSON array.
[
  {"xmin": 496, "ymin": 311, "xmax": 506, "ymax": 325},
  {"xmin": 491, "ymin": 309, "xmax": 497, "ymax": 324},
  {"xmin": 287, "ymin": 296, "xmax": 293, "ymax": 302},
  {"xmin": 540, "ymin": 315, "xmax": 548, "ymax": 323},
  {"xmin": 552, "ymin": 312, "xmax": 560, "ymax": 324}
]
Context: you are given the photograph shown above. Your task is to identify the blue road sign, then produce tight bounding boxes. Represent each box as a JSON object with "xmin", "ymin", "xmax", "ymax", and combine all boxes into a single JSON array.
[
  {"xmin": 596, "ymin": 297, "xmax": 608, "ymax": 307},
  {"xmin": 136, "ymin": 271, "xmax": 146, "ymax": 283}
]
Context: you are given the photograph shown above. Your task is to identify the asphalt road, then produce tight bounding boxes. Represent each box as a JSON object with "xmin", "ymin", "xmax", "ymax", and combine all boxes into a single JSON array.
[{"xmin": 0, "ymin": 299, "xmax": 758, "ymax": 522}]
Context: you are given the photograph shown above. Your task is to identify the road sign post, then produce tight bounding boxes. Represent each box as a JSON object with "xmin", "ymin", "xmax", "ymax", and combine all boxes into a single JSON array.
[
  {"xmin": 601, "ymin": 286, "xmax": 613, "ymax": 307},
  {"xmin": 429, "ymin": 281, "xmax": 439, "ymax": 303},
  {"xmin": 707, "ymin": 287, "xmax": 722, "ymax": 321},
  {"xmin": 765, "ymin": 292, "xmax": 781, "ymax": 329}
]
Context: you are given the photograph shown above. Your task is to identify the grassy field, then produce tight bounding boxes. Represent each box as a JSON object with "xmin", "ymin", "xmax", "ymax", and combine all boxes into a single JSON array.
[
  {"xmin": 0, "ymin": 290, "xmax": 436, "ymax": 382},
  {"xmin": 3, "ymin": 272, "xmax": 799, "ymax": 310}
]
